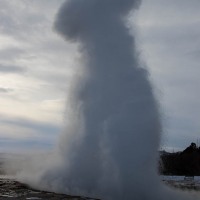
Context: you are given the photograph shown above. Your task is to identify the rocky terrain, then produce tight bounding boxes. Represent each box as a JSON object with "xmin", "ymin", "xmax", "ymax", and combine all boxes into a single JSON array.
[
  {"xmin": 0, "ymin": 177, "xmax": 99, "ymax": 200},
  {"xmin": 0, "ymin": 176, "xmax": 199, "ymax": 200},
  {"xmin": 162, "ymin": 176, "xmax": 200, "ymax": 191},
  {"xmin": 0, "ymin": 153, "xmax": 101, "ymax": 200}
]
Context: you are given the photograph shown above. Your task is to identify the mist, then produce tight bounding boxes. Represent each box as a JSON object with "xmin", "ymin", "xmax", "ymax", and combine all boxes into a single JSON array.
[{"xmin": 5, "ymin": 0, "xmax": 198, "ymax": 199}]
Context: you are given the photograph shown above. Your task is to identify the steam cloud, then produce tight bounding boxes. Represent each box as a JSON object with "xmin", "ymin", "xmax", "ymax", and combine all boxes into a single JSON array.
[{"xmin": 9, "ymin": 0, "xmax": 198, "ymax": 199}]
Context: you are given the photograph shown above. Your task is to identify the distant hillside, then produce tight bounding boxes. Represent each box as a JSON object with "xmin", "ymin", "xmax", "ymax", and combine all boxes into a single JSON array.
[{"xmin": 159, "ymin": 143, "xmax": 200, "ymax": 176}]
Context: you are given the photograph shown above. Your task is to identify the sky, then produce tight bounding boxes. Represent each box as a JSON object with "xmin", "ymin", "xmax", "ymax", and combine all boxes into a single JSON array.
[{"xmin": 0, "ymin": 0, "xmax": 199, "ymax": 153}]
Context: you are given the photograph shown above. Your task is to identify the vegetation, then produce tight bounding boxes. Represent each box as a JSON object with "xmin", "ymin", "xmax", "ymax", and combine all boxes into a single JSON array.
[{"xmin": 159, "ymin": 143, "xmax": 200, "ymax": 176}]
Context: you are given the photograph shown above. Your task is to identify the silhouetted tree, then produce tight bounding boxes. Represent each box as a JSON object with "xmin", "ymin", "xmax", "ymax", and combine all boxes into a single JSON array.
[{"xmin": 159, "ymin": 142, "xmax": 200, "ymax": 176}]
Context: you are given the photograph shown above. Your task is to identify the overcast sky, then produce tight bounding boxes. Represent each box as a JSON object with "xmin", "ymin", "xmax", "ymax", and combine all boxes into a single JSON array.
[{"xmin": 0, "ymin": 0, "xmax": 199, "ymax": 152}]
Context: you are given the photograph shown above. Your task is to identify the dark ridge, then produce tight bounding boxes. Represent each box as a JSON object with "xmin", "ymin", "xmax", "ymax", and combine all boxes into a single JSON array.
[{"xmin": 159, "ymin": 143, "xmax": 200, "ymax": 176}]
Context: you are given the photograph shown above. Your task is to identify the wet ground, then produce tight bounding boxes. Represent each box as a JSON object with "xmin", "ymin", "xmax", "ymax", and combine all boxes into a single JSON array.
[
  {"xmin": 163, "ymin": 179, "xmax": 200, "ymax": 191},
  {"xmin": 0, "ymin": 176, "xmax": 199, "ymax": 199},
  {"xmin": 0, "ymin": 154, "xmax": 200, "ymax": 199},
  {"xmin": 161, "ymin": 175, "xmax": 200, "ymax": 191},
  {"xmin": 0, "ymin": 178, "xmax": 99, "ymax": 200}
]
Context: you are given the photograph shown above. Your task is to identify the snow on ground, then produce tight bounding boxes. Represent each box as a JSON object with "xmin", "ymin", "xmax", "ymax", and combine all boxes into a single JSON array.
[{"xmin": 161, "ymin": 176, "xmax": 200, "ymax": 182}]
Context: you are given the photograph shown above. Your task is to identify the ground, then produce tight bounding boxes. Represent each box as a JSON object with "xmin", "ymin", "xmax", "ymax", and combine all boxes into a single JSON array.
[
  {"xmin": 0, "ymin": 176, "xmax": 200, "ymax": 199},
  {"xmin": 0, "ymin": 152, "xmax": 199, "ymax": 199},
  {"xmin": 161, "ymin": 176, "xmax": 200, "ymax": 191},
  {"xmin": 0, "ymin": 177, "xmax": 99, "ymax": 200}
]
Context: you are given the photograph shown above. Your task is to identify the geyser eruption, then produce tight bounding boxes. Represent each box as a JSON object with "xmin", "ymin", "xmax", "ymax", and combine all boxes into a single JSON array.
[
  {"xmin": 45, "ymin": 0, "xmax": 196, "ymax": 199},
  {"xmin": 54, "ymin": 0, "xmax": 161, "ymax": 197},
  {"xmin": 10, "ymin": 0, "xmax": 197, "ymax": 200}
]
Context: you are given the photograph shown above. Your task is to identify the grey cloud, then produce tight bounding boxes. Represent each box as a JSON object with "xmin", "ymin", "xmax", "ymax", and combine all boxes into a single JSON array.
[
  {"xmin": 0, "ymin": 64, "xmax": 26, "ymax": 74},
  {"xmin": 133, "ymin": 0, "xmax": 200, "ymax": 154},
  {"xmin": 0, "ymin": 1, "xmax": 68, "ymax": 49},
  {"xmin": 0, "ymin": 1, "xmax": 48, "ymax": 43},
  {"xmin": 0, "ymin": 48, "xmax": 24, "ymax": 60},
  {"xmin": 0, "ymin": 138, "xmax": 55, "ymax": 153},
  {"xmin": 139, "ymin": 0, "xmax": 200, "ymax": 21},
  {"xmin": 138, "ymin": 0, "xmax": 200, "ymax": 48},
  {"xmin": 0, "ymin": 87, "xmax": 13, "ymax": 93},
  {"xmin": 0, "ymin": 115, "xmax": 60, "ymax": 153},
  {"xmin": 139, "ymin": 23, "xmax": 200, "ymax": 60},
  {"xmin": 0, "ymin": 116, "xmax": 60, "ymax": 137},
  {"xmin": 186, "ymin": 49, "xmax": 200, "ymax": 59},
  {"xmin": 0, "ymin": 11, "xmax": 16, "ymax": 36}
]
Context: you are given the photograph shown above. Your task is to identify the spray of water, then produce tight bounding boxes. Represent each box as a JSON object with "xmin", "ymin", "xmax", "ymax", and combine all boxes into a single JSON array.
[{"xmin": 7, "ymin": 0, "xmax": 198, "ymax": 199}]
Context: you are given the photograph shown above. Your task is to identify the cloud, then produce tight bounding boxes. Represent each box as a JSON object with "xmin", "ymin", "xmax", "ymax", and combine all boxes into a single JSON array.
[
  {"xmin": 0, "ymin": 47, "xmax": 24, "ymax": 60},
  {"xmin": 187, "ymin": 49, "xmax": 200, "ymax": 59},
  {"xmin": 0, "ymin": 138, "xmax": 54, "ymax": 153},
  {"xmin": 135, "ymin": 0, "xmax": 200, "ymax": 150},
  {"xmin": 0, "ymin": 115, "xmax": 60, "ymax": 137},
  {"xmin": 0, "ymin": 1, "xmax": 70, "ymax": 153},
  {"xmin": 0, "ymin": 115, "xmax": 61, "ymax": 152},
  {"xmin": 0, "ymin": 87, "xmax": 13, "ymax": 93},
  {"xmin": 0, "ymin": 1, "xmax": 46, "ymax": 40},
  {"xmin": 0, "ymin": 0, "xmax": 76, "ymax": 94},
  {"xmin": 0, "ymin": 64, "xmax": 26, "ymax": 74},
  {"xmin": 0, "ymin": 1, "xmax": 64, "ymax": 42}
]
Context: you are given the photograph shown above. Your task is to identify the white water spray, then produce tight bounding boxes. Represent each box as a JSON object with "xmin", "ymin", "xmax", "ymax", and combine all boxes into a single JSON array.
[{"xmin": 9, "ymin": 0, "xmax": 198, "ymax": 199}]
